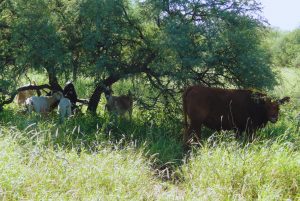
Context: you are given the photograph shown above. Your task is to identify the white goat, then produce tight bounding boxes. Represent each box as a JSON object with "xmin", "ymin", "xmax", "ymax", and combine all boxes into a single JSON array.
[
  {"xmin": 25, "ymin": 91, "xmax": 63, "ymax": 114},
  {"xmin": 58, "ymin": 97, "xmax": 72, "ymax": 121}
]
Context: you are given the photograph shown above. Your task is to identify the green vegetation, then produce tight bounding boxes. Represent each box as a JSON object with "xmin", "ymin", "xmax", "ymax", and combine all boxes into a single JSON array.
[
  {"xmin": 1, "ymin": 0, "xmax": 277, "ymax": 112},
  {"xmin": 0, "ymin": 68, "xmax": 300, "ymax": 200},
  {"xmin": 266, "ymin": 28, "xmax": 300, "ymax": 68},
  {"xmin": 181, "ymin": 143, "xmax": 300, "ymax": 200},
  {"xmin": 0, "ymin": 131, "xmax": 164, "ymax": 200},
  {"xmin": 272, "ymin": 67, "xmax": 300, "ymax": 98},
  {"xmin": 1, "ymin": 0, "xmax": 300, "ymax": 200}
]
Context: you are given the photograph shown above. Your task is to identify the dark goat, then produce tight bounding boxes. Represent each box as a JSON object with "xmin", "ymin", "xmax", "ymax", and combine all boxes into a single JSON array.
[{"xmin": 63, "ymin": 81, "xmax": 78, "ymax": 111}]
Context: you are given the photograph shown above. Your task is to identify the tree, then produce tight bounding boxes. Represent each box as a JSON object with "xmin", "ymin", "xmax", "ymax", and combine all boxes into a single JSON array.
[
  {"xmin": 11, "ymin": 0, "xmax": 66, "ymax": 90},
  {"xmin": 0, "ymin": 0, "xmax": 17, "ymax": 110},
  {"xmin": 0, "ymin": 0, "xmax": 277, "ymax": 113},
  {"xmin": 82, "ymin": 0, "xmax": 276, "ymax": 112},
  {"xmin": 267, "ymin": 28, "xmax": 300, "ymax": 68}
]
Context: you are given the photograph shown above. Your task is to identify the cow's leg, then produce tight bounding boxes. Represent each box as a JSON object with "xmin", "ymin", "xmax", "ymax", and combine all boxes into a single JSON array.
[
  {"xmin": 183, "ymin": 123, "xmax": 201, "ymax": 152},
  {"xmin": 234, "ymin": 128, "xmax": 242, "ymax": 139},
  {"xmin": 184, "ymin": 125, "xmax": 193, "ymax": 145},
  {"xmin": 247, "ymin": 129, "xmax": 256, "ymax": 142},
  {"xmin": 235, "ymin": 128, "xmax": 253, "ymax": 144},
  {"xmin": 194, "ymin": 124, "xmax": 202, "ymax": 143},
  {"xmin": 190, "ymin": 121, "xmax": 202, "ymax": 144},
  {"xmin": 244, "ymin": 118, "xmax": 256, "ymax": 142}
]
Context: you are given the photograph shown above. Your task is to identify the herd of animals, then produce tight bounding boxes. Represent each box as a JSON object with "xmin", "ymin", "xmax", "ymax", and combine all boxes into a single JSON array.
[
  {"xmin": 15, "ymin": 81, "xmax": 133, "ymax": 122},
  {"xmin": 15, "ymin": 81, "xmax": 292, "ymax": 144}
]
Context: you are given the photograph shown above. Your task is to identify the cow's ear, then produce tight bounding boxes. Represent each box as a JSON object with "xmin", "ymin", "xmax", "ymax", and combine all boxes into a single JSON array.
[{"xmin": 277, "ymin": 96, "xmax": 290, "ymax": 105}]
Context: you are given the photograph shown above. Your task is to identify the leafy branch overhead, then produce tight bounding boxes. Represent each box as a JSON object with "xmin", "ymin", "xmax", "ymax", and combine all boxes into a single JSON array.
[{"xmin": 0, "ymin": 0, "xmax": 277, "ymax": 112}]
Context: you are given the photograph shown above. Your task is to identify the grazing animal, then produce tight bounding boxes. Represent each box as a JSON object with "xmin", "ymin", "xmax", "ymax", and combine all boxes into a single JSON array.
[
  {"xmin": 25, "ymin": 91, "xmax": 63, "ymax": 114},
  {"xmin": 104, "ymin": 87, "xmax": 133, "ymax": 120},
  {"xmin": 58, "ymin": 97, "xmax": 72, "ymax": 121},
  {"xmin": 183, "ymin": 85, "xmax": 290, "ymax": 144},
  {"xmin": 15, "ymin": 82, "xmax": 37, "ymax": 105},
  {"xmin": 63, "ymin": 81, "xmax": 78, "ymax": 111}
]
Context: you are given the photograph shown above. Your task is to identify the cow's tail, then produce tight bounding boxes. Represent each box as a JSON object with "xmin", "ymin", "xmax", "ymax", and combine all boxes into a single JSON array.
[{"xmin": 182, "ymin": 87, "xmax": 192, "ymax": 144}]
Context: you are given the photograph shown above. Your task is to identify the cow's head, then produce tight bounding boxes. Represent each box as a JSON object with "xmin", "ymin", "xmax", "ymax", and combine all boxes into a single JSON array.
[{"xmin": 265, "ymin": 96, "xmax": 290, "ymax": 123}]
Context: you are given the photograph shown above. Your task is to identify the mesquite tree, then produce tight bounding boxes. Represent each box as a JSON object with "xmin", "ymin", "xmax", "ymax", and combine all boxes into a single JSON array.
[{"xmin": 0, "ymin": 0, "xmax": 276, "ymax": 113}]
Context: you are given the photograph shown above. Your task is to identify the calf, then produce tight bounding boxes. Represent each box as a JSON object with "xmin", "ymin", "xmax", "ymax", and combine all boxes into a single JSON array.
[
  {"xmin": 25, "ymin": 91, "xmax": 63, "ymax": 114},
  {"xmin": 58, "ymin": 97, "xmax": 72, "ymax": 121},
  {"xmin": 183, "ymin": 85, "xmax": 290, "ymax": 144},
  {"xmin": 104, "ymin": 87, "xmax": 133, "ymax": 120}
]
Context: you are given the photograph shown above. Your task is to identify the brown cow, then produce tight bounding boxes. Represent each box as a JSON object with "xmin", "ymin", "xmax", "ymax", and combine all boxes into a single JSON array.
[{"xmin": 183, "ymin": 85, "xmax": 290, "ymax": 144}]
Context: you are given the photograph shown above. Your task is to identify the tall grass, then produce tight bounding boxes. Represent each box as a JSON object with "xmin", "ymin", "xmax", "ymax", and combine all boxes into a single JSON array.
[
  {"xmin": 0, "ymin": 68, "xmax": 300, "ymax": 200},
  {"xmin": 0, "ymin": 127, "xmax": 183, "ymax": 200},
  {"xmin": 0, "ymin": 126, "xmax": 299, "ymax": 200},
  {"xmin": 181, "ymin": 141, "xmax": 300, "ymax": 200}
]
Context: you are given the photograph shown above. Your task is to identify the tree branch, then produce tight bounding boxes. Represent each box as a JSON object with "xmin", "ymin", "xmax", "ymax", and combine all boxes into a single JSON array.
[{"xmin": 0, "ymin": 84, "xmax": 53, "ymax": 109}]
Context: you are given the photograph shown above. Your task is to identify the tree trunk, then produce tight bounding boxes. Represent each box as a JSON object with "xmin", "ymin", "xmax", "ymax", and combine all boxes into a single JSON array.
[
  {"xmin": 87, "ymin": 84, "xmax": 103, "ymax": 113},
  {"xmin": 72, "ymin": 63, "xmax": 78, "ymax": 82},
  {"xmin": 87, "ymin": 52, "xmax": 156, "ymax": 113},
  {"xmin": 87, "ymin": 74, "xmax": 121, "ymax": 113},
  {"xmin": 72, "ymin": 53, "xmax": 79, "ymax": 81},
  {"xmin": 46, "ymin": 67, "xmax": 63, "ymax": 91}
]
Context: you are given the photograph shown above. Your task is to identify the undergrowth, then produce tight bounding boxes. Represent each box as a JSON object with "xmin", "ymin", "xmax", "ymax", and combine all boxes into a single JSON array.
[{"xmin": 0, "ymin": 68, "xmax": 300, "ymax": 200}]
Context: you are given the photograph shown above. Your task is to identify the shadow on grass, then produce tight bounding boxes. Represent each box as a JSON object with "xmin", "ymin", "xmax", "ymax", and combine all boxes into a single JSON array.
[
  {"xmin": 0, "ymin": 108, "xmax": 185, "ymax": 169},
  {"xmin": 1, "ymin": 106, "xmax": 299, "ymax": 181}
]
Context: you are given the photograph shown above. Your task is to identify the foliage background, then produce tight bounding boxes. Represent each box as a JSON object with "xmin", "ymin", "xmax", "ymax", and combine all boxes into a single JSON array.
[
  {"xmin": 1, "ymin": 0, "xmax": 300, "ymax": 200},
  {"xmin": 0, "ymin": 0, "xmax": 280, "ymax": 111}
]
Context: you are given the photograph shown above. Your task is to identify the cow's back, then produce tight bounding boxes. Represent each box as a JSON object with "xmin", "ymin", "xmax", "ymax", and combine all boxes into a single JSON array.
[{"xmin": 184, "ymin": 86, "xmax": 254, "ymax": 131}]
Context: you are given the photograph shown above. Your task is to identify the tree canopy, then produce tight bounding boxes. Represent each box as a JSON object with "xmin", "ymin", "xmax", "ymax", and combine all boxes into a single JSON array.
[
  {"xmin": 0, "ymin": 0, "xmax": 277, "ymax": 112},
  {"xmin": 266, "ymin": 28, "xmax": 300, "ymax": 68}
]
